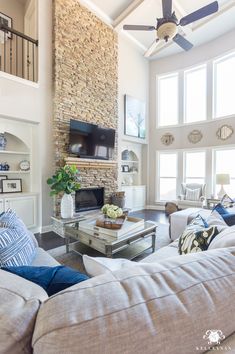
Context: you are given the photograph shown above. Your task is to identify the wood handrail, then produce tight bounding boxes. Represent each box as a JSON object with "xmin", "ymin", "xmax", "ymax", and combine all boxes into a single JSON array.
[{"xmin": 0, "ymin": 24, "xmax": 38, "ymax": 46}]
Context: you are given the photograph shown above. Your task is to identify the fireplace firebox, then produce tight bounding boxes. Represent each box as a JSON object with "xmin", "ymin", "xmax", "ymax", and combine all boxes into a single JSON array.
[{"xmin": 75, "ymin": 187, "xmax": 104, "ymax": 212}]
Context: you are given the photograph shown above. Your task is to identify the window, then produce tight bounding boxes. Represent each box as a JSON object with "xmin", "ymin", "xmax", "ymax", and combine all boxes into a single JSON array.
[
  {"xmin": 184, "ymin": 151, "xmax": 206, "ymax": 184},
  {"xmin": 158, "ymin": 153, "xmax": 177, "ymax": 200},
  {"xmin": 158, "ymin": 73, "xmax": 178, "ymax": 127},
  {"xmin": 214, "ymin": 52, "xmax": 235, "ymax": 118},
  {"xmin": 214, "ymin": 149, "xmax": 235, "ymax": 196},
  {"xmin": 184, "ymin": 65, "xmax": 207, "ymax": 123}
]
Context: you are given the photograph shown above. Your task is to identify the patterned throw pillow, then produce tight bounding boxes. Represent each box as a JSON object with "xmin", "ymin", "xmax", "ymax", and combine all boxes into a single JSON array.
[
  {"xmin": 185, "ymin": 188, "xmax": 201, "ymax": 201},
  {"xmin": 178, "ymin": 224, "xmax": 219, "ymax": 255},
  {"xmin": 0, "ymin": 210, "xmax": 36, "ymax": 267}
]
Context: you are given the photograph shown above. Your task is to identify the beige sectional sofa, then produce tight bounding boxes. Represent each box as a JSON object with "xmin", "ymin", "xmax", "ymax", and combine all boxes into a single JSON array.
[{"xmin": 1, "ymin": 241, "xmax": 235, "ymax": 354}]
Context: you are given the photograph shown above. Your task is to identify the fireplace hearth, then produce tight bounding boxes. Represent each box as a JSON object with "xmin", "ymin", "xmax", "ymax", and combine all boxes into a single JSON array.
[{"xmin": 75, "ymin": 187, "xmax": 104, "ymax": 212}]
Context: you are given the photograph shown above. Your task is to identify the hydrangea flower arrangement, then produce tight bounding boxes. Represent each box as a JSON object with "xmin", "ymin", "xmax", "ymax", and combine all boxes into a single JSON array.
[{"xmin": 101, "ymin": 204, "xmax": 123, "ymax": 219}]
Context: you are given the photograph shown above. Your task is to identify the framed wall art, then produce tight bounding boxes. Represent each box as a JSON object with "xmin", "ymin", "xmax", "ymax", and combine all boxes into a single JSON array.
[
  {"xmin": 124, "ymin": 95, "xmax": 146, "ymax": 139},
  {"xmin": 0, "ymin": 175, "xmax": 7, "ymax": 193},
  {"xmin": 2, "ymin": 178, "xmax": 22, "ymax": 193},
  {"xmin": 0, "ymin": 12, "xmax": 13, "ymax": 39}
]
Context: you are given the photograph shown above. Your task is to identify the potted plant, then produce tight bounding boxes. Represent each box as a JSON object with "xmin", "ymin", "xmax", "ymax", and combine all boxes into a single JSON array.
[{"xmin": 47, "ymin": 165, "xmax": 80, "ymax": 219}]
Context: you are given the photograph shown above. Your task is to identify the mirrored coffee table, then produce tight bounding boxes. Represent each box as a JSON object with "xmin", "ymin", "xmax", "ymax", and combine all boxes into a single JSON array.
[{"xmin": 65, "ymin": 221, "xmax": 157, "ymax": 259}]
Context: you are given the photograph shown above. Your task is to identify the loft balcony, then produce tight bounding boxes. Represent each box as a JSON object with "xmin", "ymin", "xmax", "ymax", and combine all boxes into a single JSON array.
[{"xmin": 0, "ymin": 20, "xmax": 38, "ymax": 83}]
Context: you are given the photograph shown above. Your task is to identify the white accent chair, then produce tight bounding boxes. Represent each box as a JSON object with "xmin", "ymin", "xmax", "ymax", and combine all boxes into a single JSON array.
[{"xmin": 177, "ymin": 183, "xmax": 206, "ymax": 210}]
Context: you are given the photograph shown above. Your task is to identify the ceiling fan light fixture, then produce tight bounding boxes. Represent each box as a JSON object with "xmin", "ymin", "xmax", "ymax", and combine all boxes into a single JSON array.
[{"xmin": 157, "ymin": 22, "xmax": 177, "ymax": 41}]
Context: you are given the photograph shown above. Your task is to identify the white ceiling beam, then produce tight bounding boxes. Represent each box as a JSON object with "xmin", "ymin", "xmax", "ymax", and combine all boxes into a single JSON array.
[
  {"xmin": 121, "ymin": 31, "xmax": 148, "ymax": 52},
  {"xmin": 113, "ymin": 0, "xmax": 147, "ymax": 30},
  {"xmin": 193, "ymin": 0, "xmax": 235, "ymax": 31}
]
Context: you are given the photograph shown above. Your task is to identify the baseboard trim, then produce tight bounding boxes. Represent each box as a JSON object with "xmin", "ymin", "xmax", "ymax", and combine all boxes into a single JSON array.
[
  {"xmin": 146, "ymin": 204, "xmax": 165, "ymax": 211},
  {"xmin": 41, "ymin": 225, "xmax": 53, "ymax": 234}
]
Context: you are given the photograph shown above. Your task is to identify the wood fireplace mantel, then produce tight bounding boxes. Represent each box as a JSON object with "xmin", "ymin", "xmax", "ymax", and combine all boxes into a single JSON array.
[{"xmin": 65, "ymin": 157, "xmax": 117, "ymax": 169}]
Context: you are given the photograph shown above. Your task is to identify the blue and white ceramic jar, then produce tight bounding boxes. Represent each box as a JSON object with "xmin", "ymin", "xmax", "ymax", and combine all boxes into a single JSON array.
[{"xmin": 0, "ymin": 133, "xmax": 7, "ymax": 150}]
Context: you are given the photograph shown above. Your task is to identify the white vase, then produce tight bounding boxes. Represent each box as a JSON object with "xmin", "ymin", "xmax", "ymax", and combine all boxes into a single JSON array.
[{"xmin": 61, "ymin": 193, "xmax": 74, "ymax": 219}]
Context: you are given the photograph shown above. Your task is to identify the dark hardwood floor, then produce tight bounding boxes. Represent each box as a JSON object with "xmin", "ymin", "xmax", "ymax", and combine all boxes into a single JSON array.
[{"xmin": 35, "ymin": 209, "xmax": 169, "ymax": 251}]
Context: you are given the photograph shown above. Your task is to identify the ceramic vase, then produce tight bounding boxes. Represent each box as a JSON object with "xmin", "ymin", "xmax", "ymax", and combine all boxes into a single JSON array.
[
  {"xmin": 61, "ymin": 193, "xmax": 73, "ymax": 219},
  {"xmin": 0, "ymin": 133, "xmax": 7, "ymax": 150}
]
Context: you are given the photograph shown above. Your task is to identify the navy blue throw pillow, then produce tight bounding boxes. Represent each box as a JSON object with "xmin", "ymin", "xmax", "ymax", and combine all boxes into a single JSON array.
[
  {"xmin": 212, "ymin": 203, "xmax": 229, "ymax": 216},
  {"xmin": 222, "ymin": 213, "xmax": 235, "ymax": 226},
  {"xmin": 2, "ymin": 266, "xmax": 89, "ymax": 296}
]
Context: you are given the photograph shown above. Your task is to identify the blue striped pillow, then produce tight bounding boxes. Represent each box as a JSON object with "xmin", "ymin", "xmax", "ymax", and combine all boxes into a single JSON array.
[{"xmin": 0, "ymin": 210, "xmax": 36, "ymax": 267}]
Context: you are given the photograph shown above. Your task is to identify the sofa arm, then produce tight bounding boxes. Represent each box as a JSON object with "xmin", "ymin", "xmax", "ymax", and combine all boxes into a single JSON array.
[
  {"xmin": 178, "ymin": 194, "xmax": 185, "ymax": 201},
  {"xmin": 200, "ymin": 196, "xmax": 206, "ymax": 202}
]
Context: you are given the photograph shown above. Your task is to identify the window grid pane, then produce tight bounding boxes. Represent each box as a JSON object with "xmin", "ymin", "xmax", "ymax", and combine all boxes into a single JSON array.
[
  {"xmin": 160, "ymin": 178, "xmax": 177, "ymax": 200},
  {"xmin": 215, "ymin": 149, "xmax": 235, "ymax": 195},
  {"xmin": 185, "ymin": 152, "xmax": 206, "ymax": 179},
  {"xmin": 158, "ymin": 74, "xmax": 178, "ymax": 127},
  {"xmin": 184, "ymin": 66, "xmax": 207, "ymax": 123},
  {"xmin": 214, "ymin": 54, "xmax": 235, "ymax": 118},
  {"xmin": 159, "ymin": 153, "xmax": 177, "ymax": 200}
]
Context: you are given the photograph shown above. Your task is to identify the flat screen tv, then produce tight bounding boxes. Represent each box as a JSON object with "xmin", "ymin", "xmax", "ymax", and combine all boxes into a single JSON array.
[{"xmin": 69, "ymin": 119, "xmax": 115, "ymax": 160}]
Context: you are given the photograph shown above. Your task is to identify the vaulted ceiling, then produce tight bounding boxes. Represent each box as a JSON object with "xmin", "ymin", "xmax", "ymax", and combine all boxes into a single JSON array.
[{"xmin": 80, "ymin": 0, "xmax": 235, "ymax": 59}]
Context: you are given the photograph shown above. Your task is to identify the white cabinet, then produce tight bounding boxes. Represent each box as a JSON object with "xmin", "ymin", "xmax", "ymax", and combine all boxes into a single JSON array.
[
  {"xmin": 0, "ymin": 194, "xmax": 37, "ymax": 229},
  {"xmin": 121, "ymin": 186, "xmax": 146, "ymax": 210},
  {"xmin": 0, "ymin": 199, "xmax": 4, "ymax": 213}
]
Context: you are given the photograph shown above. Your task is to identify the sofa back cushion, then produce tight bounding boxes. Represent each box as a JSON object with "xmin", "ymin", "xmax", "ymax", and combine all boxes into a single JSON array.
[
  {"xmin": 33, "ymin": 248, "xmax": 235, "ymax": 354},
  {"xmin": 0, "ymin": 269, "xmax": 48, "ymax": 354},
  {"xmin": 209, "ymin": 226, "xmax": 235, "ymax": 249}
]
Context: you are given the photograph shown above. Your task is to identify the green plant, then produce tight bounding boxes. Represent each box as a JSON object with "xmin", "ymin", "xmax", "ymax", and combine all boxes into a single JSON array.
[
  {"xmin": 47, "ymin": 165, "xmax": 80, "ymax": 196},
  {"xmin": 101, "ymin": 204, "xmax": 123, "ymax": 219}
]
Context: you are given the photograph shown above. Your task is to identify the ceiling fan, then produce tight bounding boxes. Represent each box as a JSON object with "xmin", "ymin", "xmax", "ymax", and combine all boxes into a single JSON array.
[{"xmin": 123, "ymin": 0, "xmax": 219, "ymax": 51}]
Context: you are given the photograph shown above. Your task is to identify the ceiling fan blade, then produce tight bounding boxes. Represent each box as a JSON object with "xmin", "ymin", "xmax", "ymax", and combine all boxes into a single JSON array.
[
  {"xmin": 180, "ymin": 1, "xmax": 219, "ymax": 26},
  {"xmin": 173, "ymin": 34, "xmax": 193, "ymax": 51},
  {"xmin": 123, "ymin": 25, "xmax": 156, "ymax": 31},
  {"xmin": 162, "ymin": 0, "xmax": 172, "ymax": 18}
]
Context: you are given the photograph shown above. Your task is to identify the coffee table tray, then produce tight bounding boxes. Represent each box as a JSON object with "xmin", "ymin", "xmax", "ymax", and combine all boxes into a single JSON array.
[{"xmin": 78, "ymin": 216, "xmax": 144, "ymax": 238}]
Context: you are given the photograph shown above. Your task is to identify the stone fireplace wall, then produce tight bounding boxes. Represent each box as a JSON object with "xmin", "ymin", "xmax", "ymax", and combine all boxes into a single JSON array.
[{"xmin": 52, "ymin": 0, "xmax": 118, "ymax": 213}]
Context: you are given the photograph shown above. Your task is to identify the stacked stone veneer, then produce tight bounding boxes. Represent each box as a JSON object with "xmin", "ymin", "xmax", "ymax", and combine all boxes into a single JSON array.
[{"xmin": 52, "ymin": 0, "xmax": 118, "ymax": 214}]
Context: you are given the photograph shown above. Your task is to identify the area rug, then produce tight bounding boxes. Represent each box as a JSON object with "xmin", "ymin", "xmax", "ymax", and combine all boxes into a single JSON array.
[{"xmin": 48, "ymin": 223, "xmax": 171, "ymax": 271}]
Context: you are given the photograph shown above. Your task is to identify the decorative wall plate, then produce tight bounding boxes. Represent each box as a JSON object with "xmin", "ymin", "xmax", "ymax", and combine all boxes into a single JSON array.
[
  {"xmin": 216, "ymin": 125, "xmax": 234, "ymax": 141},
  {"xmin": 161, "ymin": 133, "xmax": 174, "ymax": 146},
  {"xmin": 188, "ymin": 130, "xmax": 203, "ymax": 144},
  {"xmin": 19, "ymin": 160, "xmax": 30, "ymax": 171}
]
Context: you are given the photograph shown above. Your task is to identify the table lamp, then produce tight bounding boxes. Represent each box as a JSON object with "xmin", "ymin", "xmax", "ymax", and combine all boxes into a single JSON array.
[{"xmin": 216, "ymin": 174, "xmax": 230, "ymax": 199}]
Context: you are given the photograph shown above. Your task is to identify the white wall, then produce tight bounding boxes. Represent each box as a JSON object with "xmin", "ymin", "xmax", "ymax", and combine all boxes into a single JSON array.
[
  {"xmin": 148, "ymin": 28, "xmax": 235, "ymax": 205},
  {"xmin": 118, "ymin": 34, "xmax": 149, "ymax": 189},
  {"xmin": 0, "ymin": 0, "xmax": 53, "ymax": 229}
]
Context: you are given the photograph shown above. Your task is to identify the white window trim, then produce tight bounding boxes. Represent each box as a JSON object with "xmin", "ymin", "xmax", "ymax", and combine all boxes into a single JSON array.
[
  {"xmin": 212, "ymin": 146, "xmax": 235, "ymax": 196},
  {"xmin": 184, "ymin": 64, "xmax": 207, "ymax": 124},
  {"xmin": 156, "ymin": 49, "xmax": 235, "ymax": 129},
  {"xmin": 183, "ymin": 150, "xmax": 206, "ymax": 184},
  {"xmin": 157, "ymin": 72, "xmax": 179, "ymax": 128},
  {"xmin": 213, "ymin": 51, "xmax": 235, "ymax": 119},
  {"xmin": 156, "ymin": 151, "xmax": 178, "ymax": 202}
]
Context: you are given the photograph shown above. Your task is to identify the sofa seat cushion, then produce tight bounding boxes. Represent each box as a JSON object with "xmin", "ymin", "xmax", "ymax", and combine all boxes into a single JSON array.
[
  {"xmin": 0, "ymin": 210, "xmax": 36, "ymax": 266},
  {"xmin": 0, "ymin": 269, "xmax": 48, "ymax": 354},
  {"xmin": 32, "ymin": 248, "xmax": 235, "ymax": 354},
  {"xmin": 142, "ymin": 239, "xmax": 179, "ymax": 263},
  {"xmin": 31, "ymin": 247, "xmax": 60, "ymax": 267}
]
